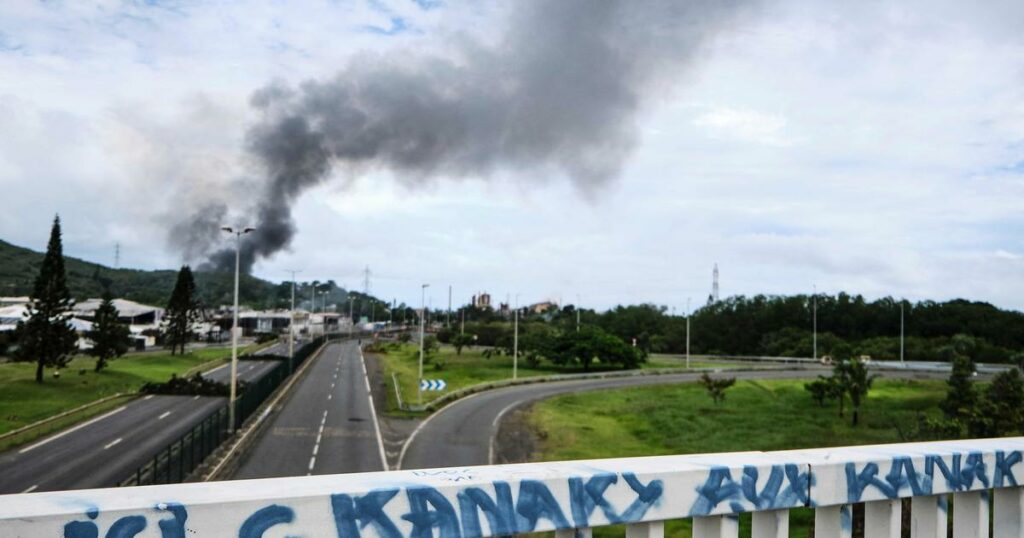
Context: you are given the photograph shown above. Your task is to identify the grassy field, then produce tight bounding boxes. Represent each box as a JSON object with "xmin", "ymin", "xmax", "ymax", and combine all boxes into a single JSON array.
[
  {"xmin": 0, "ymin": 344, "xmax": 263, "ymax": 439},
  {"xmin": 528, "ymin": 378, "xmax": 948, "ymax": 537},
  {"xmin": 371, "ymin": 344, "xmax": 740, "ymax": 413}
]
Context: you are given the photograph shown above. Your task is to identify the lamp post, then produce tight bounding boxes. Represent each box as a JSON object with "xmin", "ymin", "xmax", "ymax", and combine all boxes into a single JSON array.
[
  {"xmin": 812, "ymin": 285, "xmax": 818, "ymax": 362},
  {"xmin": 576, "ymin": 294, "xmax": 581, "ymax": 333},
  {"xmin": 348, "ymin": 297, "xmax": 354, "ymax": 338},
  {"xmin": 513, "ymin": 294, "xmax": 520, "ymax": 380},
  {"xmin": 686, "ymin": 297, "xmax": 691, "ymax": 369},
  {"xmin": 221, "ymin": 226, "xmax": 254, "ymax": 434},
  {"xmin": 287, "ymin": 269, "xmax": 301, "ymax": 374},
  {"xmin": 419, "ymin": 284, "xmax": 429, "ymax": 404},
  {"xmin": 900, "ymin": 301, "xmax": 905, "ymax": 364}
]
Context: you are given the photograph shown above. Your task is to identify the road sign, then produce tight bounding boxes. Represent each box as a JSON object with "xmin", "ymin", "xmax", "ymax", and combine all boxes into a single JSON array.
[{"xmin": 420, "ymin": 379, "xmax": 447, "ymax": 391}]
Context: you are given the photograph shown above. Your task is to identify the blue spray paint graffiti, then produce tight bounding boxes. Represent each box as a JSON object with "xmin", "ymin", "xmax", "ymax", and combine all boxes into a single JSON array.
[
  {"xmin": 844, "ymin": 450, "xmax": 1008, "ymax": 502},
  {"xmin": 63, "ymin": 504, "xmax": 187, "ymax": 538},
  {"xmin": 689, "ymin": 464, "xmax": 809, "ymax": 516}
]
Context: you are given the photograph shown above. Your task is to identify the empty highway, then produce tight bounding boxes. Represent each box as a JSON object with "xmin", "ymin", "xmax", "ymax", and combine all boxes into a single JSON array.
[
  {"xmin": 0, "ymin": 347, "xmax": 285, "ymax": 494},
  {"xmin": 233, "ymin": 340, "xmax": 387, "ymax": 478}
]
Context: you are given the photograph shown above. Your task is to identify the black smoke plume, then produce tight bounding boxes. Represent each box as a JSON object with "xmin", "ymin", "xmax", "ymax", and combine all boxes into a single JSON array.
[{"xmin": 190, "ymin": 0, "xmax": 757, "ymax": 272}]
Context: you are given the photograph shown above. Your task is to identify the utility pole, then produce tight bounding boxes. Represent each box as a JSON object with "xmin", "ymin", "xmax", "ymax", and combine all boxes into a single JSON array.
[
  {"xmin": 812, "ymin": 285, "xmax": 818, "ymax": 362},
  {"xmin": 686, "ymin": 297, "xmax": 691, "ymax": 369},
  {"xmin": 221, "ymin": 226, "xmax": 254, "ymax": 434},
  {"xmin": 287, "ymin": 269, "xmax": 301, "ymax": 373},
  {"xmin": 447, "ymin": 285, "xmax": 452, "ymax": 327},
  {"xmin": 419, "ymin": 284, "xmax": 429, "ymax": 404},
  {"xmin": 460, "ymin": 308, "xmax": 465, "ymax": 335}
]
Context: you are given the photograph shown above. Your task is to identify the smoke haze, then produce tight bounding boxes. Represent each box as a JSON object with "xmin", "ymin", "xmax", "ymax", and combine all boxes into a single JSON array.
[{"xmin": 187, "ymin": 0, "xmax": 758, "ymax": 272}]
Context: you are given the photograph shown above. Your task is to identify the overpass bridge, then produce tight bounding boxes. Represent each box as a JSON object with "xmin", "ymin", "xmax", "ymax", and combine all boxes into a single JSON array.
[{"xmin": 2, "ymin": 437, "xmax": 1023, "ymax": 537}]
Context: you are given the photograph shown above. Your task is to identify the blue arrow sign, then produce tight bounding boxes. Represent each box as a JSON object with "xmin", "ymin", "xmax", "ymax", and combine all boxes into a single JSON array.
[{"xmin": 420, "ymin": 379, "xmax": 447, "ymax": 391}]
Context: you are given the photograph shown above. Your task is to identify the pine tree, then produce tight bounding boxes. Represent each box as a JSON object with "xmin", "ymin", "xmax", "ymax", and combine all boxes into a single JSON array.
[
  {"xmin": 164, "ymin": 266, "xmax": 199, "ymax": 355},
  {"xmin": 16, "ymin": 216, "xmax": 79, "ymax": 383},
  {"xmin": 87, "ymin": 291, "xmax": 131, "ymax": 372},
  {"xmin": 940, "ymin": 355, "xmax": 977, "ymax": 420}
]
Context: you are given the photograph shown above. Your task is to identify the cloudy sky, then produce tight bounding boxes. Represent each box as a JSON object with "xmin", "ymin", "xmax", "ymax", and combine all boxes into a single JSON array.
[{"xmin": 0, "ymin": 0, "xmax": 1022, "ymax": 312}]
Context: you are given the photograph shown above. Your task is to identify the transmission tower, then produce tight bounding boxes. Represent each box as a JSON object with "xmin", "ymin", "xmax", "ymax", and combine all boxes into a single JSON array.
[
  {"xmin": 708, "ymin": 263, "xmax": 720, "ymax": 305},
  {"xmin": 362, "ymin": 266, "xmax": 371, "ymax": 295},
  {"xmin": 114, "ymin": 243, "xmax": 120, "ymax": 269}
]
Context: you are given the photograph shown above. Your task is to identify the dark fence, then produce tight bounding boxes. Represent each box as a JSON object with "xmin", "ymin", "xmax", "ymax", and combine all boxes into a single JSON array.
[{"xmin": 124, "ymin": 406, "xmax": 229, "ymax": 486}]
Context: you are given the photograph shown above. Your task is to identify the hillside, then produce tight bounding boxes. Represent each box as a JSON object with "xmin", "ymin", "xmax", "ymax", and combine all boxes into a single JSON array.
[{"xmin": 0, "ymin": 239, "xmax": 284, "ymax": 308}]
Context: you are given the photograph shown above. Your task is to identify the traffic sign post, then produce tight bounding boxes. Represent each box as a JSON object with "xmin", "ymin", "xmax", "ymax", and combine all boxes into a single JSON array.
[{"xmin": 420, "ymin": 379, "xmax": 447, "ymax": 391}]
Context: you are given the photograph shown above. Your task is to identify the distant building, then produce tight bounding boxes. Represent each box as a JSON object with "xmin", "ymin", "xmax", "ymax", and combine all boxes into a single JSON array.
[
  {"xmin": 74, "ymin": 298, "xmax": 164, "ymax": 326},
  {"xmin": 472, "ymin": 292, "xmax": 492, "ymax": 309},
  {"xmin": 529, "ymin": 301, "xmax": 558, "ymax": 314}
]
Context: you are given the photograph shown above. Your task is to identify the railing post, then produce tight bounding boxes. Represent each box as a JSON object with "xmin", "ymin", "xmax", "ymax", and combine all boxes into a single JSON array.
[
  {"xmin": 692, "ymin": 515, "xmax": 739, "ymax": 538},
  {"xmin": 864, "ymin": 499, "xmax": 901, "ymax": 538},
  {"xmin": 625, "ymin": 521, "xmax": 664, "ymax": 538},
  {"xmin": 751, "ymin": 509, "xmax": 789, "ymax": 538},
  {"xmin": 814, "ymin": 505, "xmax": 853, "ymax": 538},
  {"xmin": 993, "ymin": 487, "xmax": 1024, "ymax": 538},
  {"xmin": 555, "ymin": 528, "xmax": 592, "ymax": 538},
  {"xmin": 911, "ymin": 494, "xmax": 948, "ymax": 538},
  {"xmin": 952, "ymin": 491, "xmax": 989, "ymax": 538}
]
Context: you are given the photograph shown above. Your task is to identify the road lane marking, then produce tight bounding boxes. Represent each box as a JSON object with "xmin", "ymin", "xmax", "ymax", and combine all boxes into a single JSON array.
[
  {"xmin": 143, "ymin": 395, "xmax": 154, "ymax": 400},
  {"xmin": 397, "ymin": 392, "xmax": 483, "ymax": 470},
  {"xmin": 327, "ymin": 394, "xmax": 332, "ymax": 400},
  {"xmin": 307, "ymin": 456, "xmax": 316, "ymax": 473},
  {"xmin": 193, "ymin": 395, "xmax": 200, "ymax": 400},
  {"xmin": 359, "ymin": 347, "xmax": 389, "ymax": 470},
  {"xmin": 489, "ymin": 400, "xmax": 523, "ymax": 464},
  {"xmin": 158, "ymin": 411, "xmax": 172, "ymax": 420},
  {"xmin": 104, "ymin": 438, "xmax": 123, "ymax": 450},
  {"xmin": 21, "ymin": 485, "xmax": 38, "ymax": 493},
  {"xmin": 19, "ymin": 406, "xmax": 128, "ymax": 454}
]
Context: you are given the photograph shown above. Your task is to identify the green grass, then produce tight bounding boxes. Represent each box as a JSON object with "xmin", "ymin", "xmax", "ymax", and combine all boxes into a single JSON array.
[
  {"xmin": 0, "ymin": 344, "xmax": 263, "ymax": 438},
  {"xmin": 373, "ymin": 344, "xmax": 707, "ymax": 414},
  {"xmin": 529, "ymin": 378, "xmax": 948, "ymax": 537}
]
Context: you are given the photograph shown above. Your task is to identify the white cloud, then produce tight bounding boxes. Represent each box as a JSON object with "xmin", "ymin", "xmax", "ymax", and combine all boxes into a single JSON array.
[{"xmin": 0, "ymin": 0, "xmax": 1023, "ymax": 311}]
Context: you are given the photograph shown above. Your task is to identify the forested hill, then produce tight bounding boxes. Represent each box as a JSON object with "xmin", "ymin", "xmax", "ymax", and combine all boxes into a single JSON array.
[{"xmin": 0, "ymin": 239, "xmax": 280, "ymax": 308}]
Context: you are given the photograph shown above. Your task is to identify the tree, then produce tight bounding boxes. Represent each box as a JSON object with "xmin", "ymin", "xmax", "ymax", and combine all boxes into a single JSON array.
[
  {"xmin": 16, "ymin": 216, "xmax": 79, "ymax": 383},
  {"xmin": 968, "ymin": 368, "xmax": 1024, "ymax": 438},
  {"xmin": 940, "ymin": 356, "xmax": 977, "ymax": 421},
  {"xmin": 839, "ymin": 358, "xmax": 877, "ymax": 426},
  {"xmin": 804, "ymin": 377, "xmax": 832, "ymax": 407},
  {"xmin": 86, "ymin": 292, "xmax": 132, "ymax": 372},
  {"xmin": 451, "ymin": 333, "xmax": 474, "ymax": 355},
  {"xmin": 699, "ymin": 373, "xmax": 736, "ymax": 405},
  {"xmin": 164, "ymin": 266, "xmax": 199, "ymax": 355},
  {"xmin": 828, "ymin": 362, "xmax": 850, "ymax": 418}
]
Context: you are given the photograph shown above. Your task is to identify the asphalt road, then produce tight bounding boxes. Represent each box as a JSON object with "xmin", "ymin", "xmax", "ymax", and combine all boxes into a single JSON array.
[
  {"xmin": 232, "ymin": 340, "xmax": 387, "ymax": 479},
  {"xmin": 0, "ymin": 348, "xmax": 285, "ymax": 494},
  {"xmin": 398, "ymin": 367, "xmax": 953, "ymax": 470}
]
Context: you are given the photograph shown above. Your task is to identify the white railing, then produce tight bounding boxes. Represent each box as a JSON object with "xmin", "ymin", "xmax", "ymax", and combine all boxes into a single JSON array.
[{"xmin": 3, "ymin": 438, "xmax": 1023, "ymax": 537}]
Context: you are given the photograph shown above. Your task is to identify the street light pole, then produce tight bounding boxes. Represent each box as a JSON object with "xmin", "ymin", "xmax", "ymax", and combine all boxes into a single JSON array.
[
  {"xmin": 419, "ymin": 284, "xmax": 429, "ymax": 404},
  {"xmin": 812, "ymin": 285, "xmax": 818, "ymax": 362},
  {"xmin": 348, "ymin": 297, "xmax": 354, "ymax": 338},
  {"xmin": 221, "ymin": 226, "xmax": 254, "ymax": 434},
  {"xmin": 513, "ymin": 294, "xmax": 520, "ymax": 380},
  {"xmin": 576, "ymin": 294, "xmax": 581, "ymax": 333},
  {"xmin": 287, "ymin": 269, "xmax": 300, "ymax": 374},
  {"xmin": 900, "ymin": 301, "xmax": 905, "ymax": 363},
  {"xmin": 686, "ymin": 297, "xmax": 691, "ymax": 369}
]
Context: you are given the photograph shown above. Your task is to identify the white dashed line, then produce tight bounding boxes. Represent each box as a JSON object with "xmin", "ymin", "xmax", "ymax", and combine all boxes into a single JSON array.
[
  {"xmin": 193, "ymin": 395, "xmax": 200, "ymax": 400},
  {"xmin": 21, "ymin": 485, "xmax": 38, "ymax": 494},
  {"xmin": 19, "ymin": 406, "xmax": 128, "ymax": 454},
  {"xmin": 143, "ymin": 395, "xmax": 154, "ymax": 400},
  {"xmin": 158, "ymin": 411, "xmax": 171, "ymax": 420},
  {"xmin": 104, "ymin": 438, "xmax": 123, "ymax": 450}
]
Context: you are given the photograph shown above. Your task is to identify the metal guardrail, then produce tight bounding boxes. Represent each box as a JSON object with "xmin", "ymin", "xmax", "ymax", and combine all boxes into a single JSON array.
[{"xmin": 5, "ymin": 437, "xmax": 1024, "ymax": 537}]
